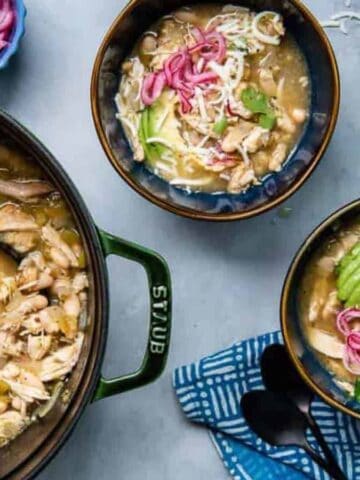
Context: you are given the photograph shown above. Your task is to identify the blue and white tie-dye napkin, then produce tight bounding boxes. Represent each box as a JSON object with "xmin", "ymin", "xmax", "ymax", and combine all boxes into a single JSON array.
[{"xmin": 173, "ymin": 331, "xmax": 360, "ymax": 480}]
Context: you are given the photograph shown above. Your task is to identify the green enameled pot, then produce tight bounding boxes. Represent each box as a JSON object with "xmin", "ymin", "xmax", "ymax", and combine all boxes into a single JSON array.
[{"xmin": 0, "ymin": 110, "xmax": 172, "ymax": 479}]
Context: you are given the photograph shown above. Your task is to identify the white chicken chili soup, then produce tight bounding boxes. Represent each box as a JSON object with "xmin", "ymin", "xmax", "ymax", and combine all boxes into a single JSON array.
[
  {"xmin": 116, "ymin": 4, "xmax": 310, "ymax": 193},
  {"xmin": 300, "ymin": 218, "xmax": 360, "ymax": 401},
  {"xmin": 0, "ymin": 144, "xmax": 88, "ymax": 447}
]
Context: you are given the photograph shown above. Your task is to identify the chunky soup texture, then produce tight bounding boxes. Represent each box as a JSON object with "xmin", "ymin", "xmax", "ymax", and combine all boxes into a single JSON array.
[
  {"xmin": 0, "ymin": 144, "xmax": 88, "ymax": 447},
  {"xmin": 116, "ymin": 4, "xmax": 310, "ymax": 193},
  {"xmin": 300, "ymin": 219, "xmax": 360, "ymax": 398}
]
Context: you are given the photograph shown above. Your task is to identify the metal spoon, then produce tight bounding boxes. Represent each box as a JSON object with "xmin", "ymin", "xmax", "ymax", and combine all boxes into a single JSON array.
[
  {"xmin": 241, "ymin": 390, "xmax": 343, "ymax": 479},
  {"xmin": 260, "ymin": 344, "xmax": 346, "ymax": 479}
]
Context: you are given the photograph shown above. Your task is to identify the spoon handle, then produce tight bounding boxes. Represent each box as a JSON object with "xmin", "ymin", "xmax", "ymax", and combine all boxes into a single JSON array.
[
  {"xmin": 306, "ymin": 413, "xmax": 347, "ymax": 480},
  {"xmin": 302, "ymin": 443, "xmax": 345, "ymax": 480}
]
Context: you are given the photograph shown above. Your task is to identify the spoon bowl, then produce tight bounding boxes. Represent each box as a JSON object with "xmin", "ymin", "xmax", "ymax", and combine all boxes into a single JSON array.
[
  {"xmin": 241, "ymin": 390, "xmax": 339, "ymax": 477},
  {"xmin": 261, "ymin": 344, "xmax": 313, "ymax": 414},
  {"xmin": 241, "ymin": 390, "xmax": 309, "ymax": 448},
  {"xmin": 260, "ymin": 344, "xmax": 346, "ymax": 479}
]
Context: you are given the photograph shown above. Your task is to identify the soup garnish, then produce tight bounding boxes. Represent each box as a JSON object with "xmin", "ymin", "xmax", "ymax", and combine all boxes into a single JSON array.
[
  {"xmin": 300, "ymin": 222, "xmax": 360, "ymax": 401},
  {"xmin": 0, "ymin": 144, "xmax": 88, "ymax": 447},
  {"xmin": 116, "ymin": 4, "xmax": 310, "ymax": 193}
]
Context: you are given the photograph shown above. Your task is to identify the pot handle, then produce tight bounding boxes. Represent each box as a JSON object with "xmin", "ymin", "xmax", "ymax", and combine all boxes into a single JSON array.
[{"xmin": 92, "ymin": 229, "xmax": 171, "ymax": 401}]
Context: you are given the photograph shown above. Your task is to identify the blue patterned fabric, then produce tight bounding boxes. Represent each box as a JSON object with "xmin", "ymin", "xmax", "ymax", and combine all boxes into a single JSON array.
[{"xmin": 173, "ymin": 331, "xmax": 360, "ymax": 480}]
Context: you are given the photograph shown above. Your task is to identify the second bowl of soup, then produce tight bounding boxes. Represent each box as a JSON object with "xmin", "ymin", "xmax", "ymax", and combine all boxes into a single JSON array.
[
  {"xmin": 91, "ymin": 0, "xmax": 339, "ymax": 220},
  {"xmin": 282, "ymin": 199, "xmax": 360, "ymax": 419}
]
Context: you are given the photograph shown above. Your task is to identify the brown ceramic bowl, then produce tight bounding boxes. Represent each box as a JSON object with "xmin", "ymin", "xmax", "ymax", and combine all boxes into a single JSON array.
[
  {"xmin": 281, "ymin": 199, "xmax": 360, "ymax": 420},
  {"xmin": 0, "ymin": 110, "xmax": 172, "ymax": 479},
  {"xmin": 91, "ymin": 0, "xmax": 340, "ymax": 221}
]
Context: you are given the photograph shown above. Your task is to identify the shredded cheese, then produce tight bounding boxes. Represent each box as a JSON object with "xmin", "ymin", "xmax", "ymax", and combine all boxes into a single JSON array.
[
  {"xmin": 155, "ymin": 106, "xmax": 170, "ymax": 132},
  {"xmin": 205, "ymin": 12, "xmax": 238, "ymax": 31},
  {"xmin": 252, "ymin": 11, "xmax": 282, "ymax": 46},
  {"xmin": 237, "ymin": 145, "xmax": 251, "ymax": 165},
  {"xmin": 161, "ymin": 152, "xmax": 177, "ymax": 166},
  {"xmin": 276, "ymin": 77, "xmax": 285, "ymax": 101},
  {"xmin": 196, "ymin": 135, "xmax": 210, "ymax": 149},
  {"xmin": 194, "ymin": 88, "xmax": 209, "ymax": 122},
  {"xmin": 146, "ymin": 137, "xmax": 174, "ymax": 149},
  {"xmin": 156, "ymin": 162, "xmax": 174, "ymax": 174},
  {"xmin": 170, "ymin": 177, "xmax": 213, "ymax": 186},
  {"xmin": 259, "ymin": 51, "xmax": 272, "ymax": 66},
  {"xmin": 116, "ymin": 115, "xmax": 138, "ymax": 139}
]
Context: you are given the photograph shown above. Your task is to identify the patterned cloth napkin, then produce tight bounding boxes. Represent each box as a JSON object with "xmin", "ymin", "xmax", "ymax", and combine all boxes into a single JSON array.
[{"xmin": 173, "ymin": 331, "xmax": 360, "ymax": 480}]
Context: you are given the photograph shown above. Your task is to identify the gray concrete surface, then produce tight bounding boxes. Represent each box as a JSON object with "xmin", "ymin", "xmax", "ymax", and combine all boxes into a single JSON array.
[{"xmin": 0, "ymin": 0, "xmax": 359, "ymax": 478}]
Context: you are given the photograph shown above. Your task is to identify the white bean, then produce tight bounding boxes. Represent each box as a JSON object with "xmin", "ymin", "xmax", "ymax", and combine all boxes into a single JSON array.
[
  {"xmin": 292, "ymin": 108, "xmax": 307, "ymax": 124},
  {"xmin": 0, "ymin": 399, "xmax": 8, "ymax": 414},
  {"xmin": 64, "ymin": 293, "xmax": 81, "ymax": 318},
  {"xmin": 50, "ymin": 248, "xmax": 70, "ymax": 269},
  {"xmin": 141, "ymin": 35, "xmax": 157, "ymax": 54},
  {"xmin": 174, "ymin": 9, "xmax": 199, "ymax": 23}
]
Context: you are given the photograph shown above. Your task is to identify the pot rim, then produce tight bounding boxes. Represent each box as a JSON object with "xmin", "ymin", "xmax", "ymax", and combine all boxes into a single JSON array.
[
  {"xmin": 0, "ymin": 109, "xmax": 110, "ymax": 479},
  {"xmin": 281, "ymin": 197, "xmax": 360, "ymax": 420},
  {"xmin": 90, "ymin": 0, "xmax": 340, "ymax": 222}
]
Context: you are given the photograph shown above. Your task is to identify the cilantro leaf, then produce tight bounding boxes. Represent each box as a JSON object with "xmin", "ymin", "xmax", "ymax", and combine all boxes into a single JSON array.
[
  {"xmin": 259, "ymin": 112, "xmax": 276, "ymax": 130},
  {"xmin": 241, "ymin": 87, "xmax": 276, "ymax": 130}
]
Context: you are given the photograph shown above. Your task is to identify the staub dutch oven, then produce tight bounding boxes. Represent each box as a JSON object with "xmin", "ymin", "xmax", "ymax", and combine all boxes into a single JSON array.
[{"xmin": 0, "ymin": 110, "xmax": 172, "ymax": 479}]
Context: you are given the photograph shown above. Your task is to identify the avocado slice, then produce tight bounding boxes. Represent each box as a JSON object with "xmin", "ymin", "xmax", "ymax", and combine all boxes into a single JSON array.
[
  {"xmin": 338, "ymin": 267, "xmax": 360, "ymax": 301},
  {"xmin": 147, "ymin": 98, "xmax": 168, "ymax": 157},
  {"xmin": 337, "ymin": 242, "xmax": 360, "ymax": 273},
  {"xmin": 146, "ymin": 91, "xmax": 185, "ymax": 164},
  {"xmin": 139, "ymin": 108, "xmax": 160, "ymax": 164},
  {"xmin": 337, "ymin": 252, "xmax": 360, "ymax": 288},
  {"xmin": 346, "ymin": 282, "xmax": 360, "ymax": 307}
]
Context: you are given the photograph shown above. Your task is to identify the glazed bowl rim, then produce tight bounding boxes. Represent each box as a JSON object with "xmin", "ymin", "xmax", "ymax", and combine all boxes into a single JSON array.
[
  {"xmin": 281, "ymin": 197, "xmax": 360, "ymax": 420},
  {"xmin": 90, "ymin": 0, "xmax": 340, "ymax": 222}
]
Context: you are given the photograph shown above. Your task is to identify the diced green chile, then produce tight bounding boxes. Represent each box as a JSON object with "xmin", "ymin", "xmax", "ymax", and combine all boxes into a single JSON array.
[{"xmin": 213, "ymin": 117, "xmax": 228, "ymax": 135}]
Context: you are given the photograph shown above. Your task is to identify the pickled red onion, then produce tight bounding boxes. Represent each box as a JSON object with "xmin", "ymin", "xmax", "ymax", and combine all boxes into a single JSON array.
[
  {"xmin": 336, "ymin": 308, "xmax": 360, "ymax": 373},
  {"xmin": 183, "ymin": 69, "xmax": 218, "ymax": 84},
  {"xmin": 347, "ymin": 332, "xmax": 360, "ymax": 351},
  {"xmin": 198, "ymin": 31, "xmax": 226, "ymax": 63},
  {"xmin": 337, "ymin": 308, "xmax": 360, "ymax": 335},
  {"xmin": 164, "ymin": 50, "xmax": 187, "ymax": 84},
  {"xmin": 191, "ymin": 27, "xmax": 206, "ymax": 43},
  {"xmin": 141, "ymin": 71, "xmax": 166, "ymax": 105},
  {"xmin": 140, "ymin": 27, "xmax": 226, "ymax": 112}
]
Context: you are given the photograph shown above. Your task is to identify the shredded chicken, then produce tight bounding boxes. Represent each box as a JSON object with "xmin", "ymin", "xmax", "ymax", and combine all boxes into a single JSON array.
[
  {"xmin": 0, "ymin": 411, "xmax": 24, "ymax": 446},
  {"xmin": 42, "ymin": 225, "xmax": 79, "ymax": 268},
  {"xmin": 221, "ymin": 122, "xmax": 256, "ymax": 153},
  {"xmin": 227, "ymin": 164, "xmax": 256, "ymax": 193},
  {"xmin": 0, "ymin": 205, "xmax": 38, "ymax": 232},
  {"xmin": 0, "ymin": 180, "xmax": 54, "ymax": 202},
  {"xmin": 0, "ymin": 172, "xmax": 88, "ymax": 448},
  {"xmin": 0, "ymin": 231, "xmax": 39, "ymax": 254},
  {"xmin": 268, "ymin": 143, "xmax": 287, "ymax": 171},
  {"xmin": 242, "ymin": 127, "xmax": 270, "ymax": 153}
]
